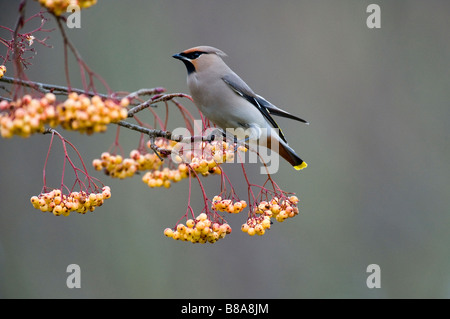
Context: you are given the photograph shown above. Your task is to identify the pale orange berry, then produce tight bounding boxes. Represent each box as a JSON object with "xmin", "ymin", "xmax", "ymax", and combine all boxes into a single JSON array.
[
  {"xmin": 219, "ymin": 224, "xmax": 228, "ymax": 235},
  {"xmin": 226, "ymin": 204, "xmax": 235, "ymax": 214},
  {"xmin": 212, "ymin": 223, "xmax": 220, "ymax": 233},
  {"xmin": 289, "ymin": 195, "xmax": 299, "ymax": 204}
]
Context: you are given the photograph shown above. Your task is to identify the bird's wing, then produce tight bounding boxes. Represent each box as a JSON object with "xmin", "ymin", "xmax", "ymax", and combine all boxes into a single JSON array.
[{"xmin": 222, "ymin": 73, "xmax": 308, "ymax": 143}]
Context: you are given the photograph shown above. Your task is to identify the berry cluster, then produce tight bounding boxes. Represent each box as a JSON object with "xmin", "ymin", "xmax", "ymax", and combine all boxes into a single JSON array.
[
  {"xmin": 185, "ymin": 156, "xmax": 223, "ymax": 176},
  {"xmin": 30, "ymin": 186, "xmax": 111, "ymax": 216},
  {"xmin": 163, "ymin": 213, "xmax": 232, "ymax": 244},
  {"xmin": 56, "ymin": 93, "xmax": 129, "ymax": 134},
  {"xmin": 241, "ymin": 215, "xmax": 272, "ymax": 236},
  {"xmin": 142, "ymin": 165, "xmax": 188, "ymax": 188},
  {"xmin": 140, "ymin": 138, "xmax": 185, "ymax": 187},
  {"xmin": 0, "ymin": 93, "xmax": 128, "ymax": 138},
  {"xmin": 241, "ymin": 195, "xmax": 300, "ymax": 236},
  {"xmin": 175, "ymin": 140, "xmax": 241, "ymax": 175},
  {"xmin": 140, "ymin": 140, "xmax": 245, "ymax": 188},
  {"xmin": 0, "ymin": 94, "xmax": 56, "ymax": 138},
  {"xmin": 256, "ymin": 195, "xmax": 299, "ymax": 222},
  {"xmin": 0, "ymin": 65, "xmax": 5, "ymax": 79},
  {"xmin": 211, "ymin": 195, "xmax": 247, "ymax": 214},
  {"xmin": 37, "ymin": 0, "xmax": 98, "ymax": 16},
  {"xmin": 93, "ymin": 150, "xmax": 163, "ymax": 179},
  {"xmin": 93, "ymin": 139, "xmax": 176, "ymax": 179}
]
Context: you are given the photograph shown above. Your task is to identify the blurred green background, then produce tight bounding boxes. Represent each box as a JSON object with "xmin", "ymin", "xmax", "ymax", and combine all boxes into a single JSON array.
[{"xmin": 1, "ymin": 0, "xmax": 450, "ymax": 298}]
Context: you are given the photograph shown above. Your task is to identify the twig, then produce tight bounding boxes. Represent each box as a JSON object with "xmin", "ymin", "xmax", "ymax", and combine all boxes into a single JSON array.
[
  {"xmin": 124, "ymin": 87, "xmax": 166, "ymax": 100},
  {"xmin": 54, "ymin": 15, "xmax": 111, "ymax": 95},
  {"xmin": 0, "ymin": 76, "xmax": 109, "ymax": 97},
  {"xmin": 116, "ymin": 120, "xmax": 181, "ymax": 141},
  {"xmin": 127, "ymin": 93, "xmax": 192, "ymax": 117}
]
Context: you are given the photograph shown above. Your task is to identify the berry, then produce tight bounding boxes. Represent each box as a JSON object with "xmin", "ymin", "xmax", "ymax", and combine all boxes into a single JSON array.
[
  {"xmin": 164, "ymin": 228, "xmax": 174, "ymax": 238},
  {"xmin": 0, "ymin": 65, "xmax": 5, "ymax": 79}
]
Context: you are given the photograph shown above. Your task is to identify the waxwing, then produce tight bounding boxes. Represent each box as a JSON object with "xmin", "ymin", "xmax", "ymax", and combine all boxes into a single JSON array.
[{"xmin": 173, "ymin": 46, "xmax": 308, "ymax": 170}]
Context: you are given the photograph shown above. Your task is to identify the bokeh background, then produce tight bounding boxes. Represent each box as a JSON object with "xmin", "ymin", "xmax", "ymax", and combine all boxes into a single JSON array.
[{"xmin": 1, "ymin": 0, "xmax": 449, "ymax": 298}]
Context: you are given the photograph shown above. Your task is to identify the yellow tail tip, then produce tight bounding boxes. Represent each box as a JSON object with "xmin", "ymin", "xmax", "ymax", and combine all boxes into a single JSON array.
[{"xmin": 294, "ymin": 162, "xmax": 307, "ymax": 171}]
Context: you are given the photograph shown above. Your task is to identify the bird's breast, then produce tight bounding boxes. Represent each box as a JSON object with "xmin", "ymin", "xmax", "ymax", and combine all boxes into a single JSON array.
[{"xmin": 187, "ymin": 71, "xmax": 269, "ymax": 132}]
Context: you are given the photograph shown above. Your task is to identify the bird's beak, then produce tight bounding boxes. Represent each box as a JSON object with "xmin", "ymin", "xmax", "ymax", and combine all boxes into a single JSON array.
[{"xmin": 172, "ymin": 53, "xmax": 187, "ymax": 61}]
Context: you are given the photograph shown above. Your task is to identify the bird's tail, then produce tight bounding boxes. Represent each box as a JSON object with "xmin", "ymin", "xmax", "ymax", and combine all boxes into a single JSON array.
[
  {"xmin": 279, "ymin": 139, "xmax": 307, "ymax": 170},
  {"xmin": 264, "ymin": 134, "xmax": 307, "ymax": 171}
]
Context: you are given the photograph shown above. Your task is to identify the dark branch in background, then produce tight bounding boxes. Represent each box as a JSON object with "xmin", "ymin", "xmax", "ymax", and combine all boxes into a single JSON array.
[
  {"xmin": 12, "ymin": 0, "xmax": 26, "ymax": 79},
  {"xmin": 54, "ymin": 14, "xmax": 111, "ymax": 95}
]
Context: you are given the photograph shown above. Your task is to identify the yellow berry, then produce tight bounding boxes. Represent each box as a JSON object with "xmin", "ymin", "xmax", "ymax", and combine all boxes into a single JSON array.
[
  {"xmin": 186, "ymin": 219, "xmax": 195, "ymax": 228},
  {"xmin": 53, "ymin": 205, "xmax": 63, "ymax": 216},
  {"xmin": 195, "ymin": 221, "xmax": 205, "ymax": 230},
  {"xmin": 193, "ymin": 228, "xmax": 202, "ymax": 238},
  {"xmin": 201, "ymin": 226, "xmax": 211, "ymax": 236},
  {"xmin": 164, "ymin": 228, "xmax": 173, "ymax": 237},
  {"xmin": 177, "ymin": 224, "xmax": 186, "ymax": 233},
  {"xmin": 88, "ymin": 193, "xmax": 97, "ymax": 202},
  {"xmin": 241, "ymin": 224, "xmax": 250, "ymax": 233},
  {"xmin": 271, "ymin": 204, "xmax": 281, "ymax": 215},
  {"xmin": 233, "ymin": 202, "xmax": 243, "ymax": 212},
  {"xmin": 261, "ymin": 218, "xmax": 271, "ymax": 229},
  {"xmin": 255, "ymin": 224, "xmax": 265, "ymax": 235},
  {"xmin": 30, "ymin": 196, "xmax": 39, "ymax": 207},
  {"xmin": 172, "ymin": 231, "xmax": 180, "ymax": 240}
]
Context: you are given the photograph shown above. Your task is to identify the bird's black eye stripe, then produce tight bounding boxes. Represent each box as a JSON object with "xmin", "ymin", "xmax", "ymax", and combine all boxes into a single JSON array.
[{"xmin": 180, "ymin": 51, "xmax": 206, "ymax": 60}]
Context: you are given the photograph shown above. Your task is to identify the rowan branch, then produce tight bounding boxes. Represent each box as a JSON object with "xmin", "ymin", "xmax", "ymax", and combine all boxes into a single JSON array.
[
  {"xmin": 0, "ymin": 76, "xmax": 212, "ymax": 155},
  {"xmin": 0, "ymin": 75, "xmax": 108, "ymax": 97},
  {"xmin": 127, "ymin": 93, "xmax": 193, "ymax": 117}
]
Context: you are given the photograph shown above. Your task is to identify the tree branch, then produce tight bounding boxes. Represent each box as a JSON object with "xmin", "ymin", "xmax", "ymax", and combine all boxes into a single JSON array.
[
  {"xmin": 0, "ymin": 75, "xmax": 108, "ymax": 97},
  {"xmin": 127, "ymin": 93, "xmax": 192, "ymax": 117}
]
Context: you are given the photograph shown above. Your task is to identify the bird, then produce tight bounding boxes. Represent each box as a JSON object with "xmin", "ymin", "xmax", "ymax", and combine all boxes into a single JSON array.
[{"xmin": 172, "ymin": 45, "xmax": 308, "ymax": 171}]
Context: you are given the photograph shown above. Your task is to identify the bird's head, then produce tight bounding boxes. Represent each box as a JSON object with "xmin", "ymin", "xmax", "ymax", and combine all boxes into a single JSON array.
[{"xmin": 173, "ymin": 46, "xmax": 227, "ymax": 74}]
